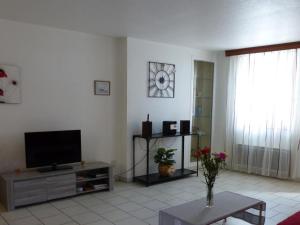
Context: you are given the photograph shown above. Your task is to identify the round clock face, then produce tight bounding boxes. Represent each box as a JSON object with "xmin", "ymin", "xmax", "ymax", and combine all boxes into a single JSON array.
[{"xmin": 149, "ymin": 62, "xmax": 175, "ymax": 98}]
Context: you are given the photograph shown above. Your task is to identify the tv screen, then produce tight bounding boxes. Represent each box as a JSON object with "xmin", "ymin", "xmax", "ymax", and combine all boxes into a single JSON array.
[{"xmin": 25, "ymin": 130, "xmax": 81, "ymax": 168}]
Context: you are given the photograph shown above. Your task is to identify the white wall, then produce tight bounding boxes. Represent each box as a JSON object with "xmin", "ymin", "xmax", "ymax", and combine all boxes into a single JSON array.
[
  {"xmin": 0, "ymin": 19, "xmax": 227, "ymax": 179},
  {"xmin": 0, "ymin": 19, "xmax": 122, "ymax": 173},
  {"xmin": 125, "ymin": 37, "xmax": 217, "ymax": 179}
]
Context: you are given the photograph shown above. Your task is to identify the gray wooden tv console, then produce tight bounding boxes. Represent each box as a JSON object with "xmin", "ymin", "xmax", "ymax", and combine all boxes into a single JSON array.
[{"xmin": 0, "ymin": 161, "xmax": 113, "ymax": 211}]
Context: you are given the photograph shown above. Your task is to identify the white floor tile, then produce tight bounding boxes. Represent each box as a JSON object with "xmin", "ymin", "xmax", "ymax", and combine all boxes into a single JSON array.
[
  {"xmin": 76, "ymin": 198, "xmax": 105, "ymax": 208},
  {"xmin": 101, "ymin": 209, "xmax": 131, "ymax": 223},
  {"xmin": 8, "ymin": 216, "xmax": 42, "ymax": 225},
  {"xmin": 130, "ymin": 195, "xmax": 153, "ymax": 204},
  {"xmin": 29, "ymin": 206, "xmax": 61, "ymax": 219},
  {"xmin": 116, "ymin": 202, "xmax": 141, "ymax": 212},
  {"xmin": 144, "ymin": 215, "xmax": 159, "ymax": 225},
  {"xmin": 114, "ymin": 217, "xmax": 148, "ymax": 225},
  {"xmin": 103, "ymin": 196, "xmax": 129, "ymax": 206},
  {"xmin": 61, "ymin": 205, "xmax": 89, "ymax": 217},
  {"xmin": 270, "ymin": 212, "xmax": 289, "ymax": 224},
  {"xmin": 61, "ymin": 223, "xmax": 79, "ymax": 225},
  {"xmin": 71, "ymin": 212, "xmax": 102, "ymax": 225},
  {"xmin": 90, "ymin": 204, "xmax": 117, "ymax": 215},
  {"xmin": 1, "ymin": 209, "xmax": 31, "ymax": 222},
  {"xmin": 0, "ymin": 217, "xmax": 8, "ymax": 225},
  {"xmin": 142, "ymin": 200, "xmax": 169, "ymax": 211},
  {"xmin": 92, "ymin": 192, "xmax": 118, "ymax": 200},
  {"xmin": 51, "ymin": 199, "xmax": 80, "ymax": 209},
  {"xmin": 86, "ymin": 220, "xmax": 114, "ymax": 225},
  {"xmin": 129, "ymin": 207, "xmax": 156, "ymax": 220},
  {"xmin": 27, "ymin": 203, "xmax": 53, "ymax": 211},
  {"xmin": 117, "ymin": 190, "xmax": 139, "ymax": 198},
  {"xmin": 40, "ymin": 213, "xmax": 72, "ymax": 225}
]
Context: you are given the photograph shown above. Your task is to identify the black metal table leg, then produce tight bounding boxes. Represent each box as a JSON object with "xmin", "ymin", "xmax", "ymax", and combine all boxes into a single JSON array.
[
  {"xmin": 197, "ymin": 134, "xmax": 199, "ymax": 176},
  {"xmin": 146, "ymin": 138, "xmax": 150, "ymax": 186},
  {"xmin": 181, "ymin": 136, "xmax": 184, "ymax": 172},
  {"xmin": 133, "ymin": 137, "xmax": 136, "ymax": 180}
]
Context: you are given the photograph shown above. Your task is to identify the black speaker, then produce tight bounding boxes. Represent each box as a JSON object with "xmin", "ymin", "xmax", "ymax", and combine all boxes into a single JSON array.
[
  {"xmin": 142, "ymin": 114, "xmax": 152, "ymax": 138},
  {"xmin": 163, "ymin": 121, "xmax": 177, "ymax": 136},
  {"xmin": 180, "ymin": 120, "xmax": 190, "ymax": 134}
]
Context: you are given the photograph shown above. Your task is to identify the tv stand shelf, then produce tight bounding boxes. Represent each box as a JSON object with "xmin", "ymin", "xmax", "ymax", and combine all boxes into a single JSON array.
[{"xmin": 0, "ymin": 162, "xmax": 113, "ymax": 211}]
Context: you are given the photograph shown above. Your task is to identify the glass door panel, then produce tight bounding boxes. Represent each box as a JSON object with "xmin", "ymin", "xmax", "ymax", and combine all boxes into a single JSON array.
[{"xmin": 191, "ymin": 61, "xmax": 214, "ymax": 161}]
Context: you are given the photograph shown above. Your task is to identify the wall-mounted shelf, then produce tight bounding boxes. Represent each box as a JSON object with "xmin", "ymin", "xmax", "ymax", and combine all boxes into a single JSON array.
[{"xmin": 133, "ymin": 132, "xmax": 199, "ymax": 186}]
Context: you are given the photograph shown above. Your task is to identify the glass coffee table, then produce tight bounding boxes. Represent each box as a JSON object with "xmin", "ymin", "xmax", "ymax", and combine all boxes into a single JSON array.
[{"xmin": 159, "ymin": 191, "xmax": 266, "ymax": 225}]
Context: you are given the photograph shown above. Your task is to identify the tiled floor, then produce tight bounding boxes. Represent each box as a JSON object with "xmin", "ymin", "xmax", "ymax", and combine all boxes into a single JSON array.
[{"xmin": 1, "ymin": 170, "xmax": 300, "ymax": 225}]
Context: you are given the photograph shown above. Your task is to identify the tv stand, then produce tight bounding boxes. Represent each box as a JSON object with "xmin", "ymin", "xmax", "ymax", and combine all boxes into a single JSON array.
[
  {"xmin": 38, "ymin": 164, "xmax": 73, "ymax": 173},
  {"xmin": 0, "ymin": 161, "xmax": 113, "ymax": 211}
]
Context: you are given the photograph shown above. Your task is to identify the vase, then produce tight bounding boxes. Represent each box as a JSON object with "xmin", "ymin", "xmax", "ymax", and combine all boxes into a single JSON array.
[{"xmin": 206, "ymin": 185, "xmax": 214, "ymax": 208}]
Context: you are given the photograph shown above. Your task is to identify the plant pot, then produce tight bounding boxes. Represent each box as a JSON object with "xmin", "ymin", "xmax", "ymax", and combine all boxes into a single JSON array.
[{"xmin": 158, "ymin": 164, "xmax": 175, "ymax": 177}]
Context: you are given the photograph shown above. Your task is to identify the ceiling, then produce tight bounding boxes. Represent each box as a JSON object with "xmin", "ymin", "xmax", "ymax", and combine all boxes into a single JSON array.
[{"xmin": 0, "ymin": 0, "xmax": 299, "ymax": 50}]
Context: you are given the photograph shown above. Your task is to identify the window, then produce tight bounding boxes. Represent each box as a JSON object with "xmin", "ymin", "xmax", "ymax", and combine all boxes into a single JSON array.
[{"xmin": 226, "ymin": 49, "xmax": 300, "ymax": 178}]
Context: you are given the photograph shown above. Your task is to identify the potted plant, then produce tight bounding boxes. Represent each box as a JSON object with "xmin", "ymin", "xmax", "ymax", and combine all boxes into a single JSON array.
[{"xmin": 154, "ymin": 147, "xmax": 176, "ymax": 177}]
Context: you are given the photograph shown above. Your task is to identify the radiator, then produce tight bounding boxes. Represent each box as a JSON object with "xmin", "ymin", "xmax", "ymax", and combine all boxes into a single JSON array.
[{"xmin": 231, "ymin": 144, "xmax": 290, "ymax": 177}]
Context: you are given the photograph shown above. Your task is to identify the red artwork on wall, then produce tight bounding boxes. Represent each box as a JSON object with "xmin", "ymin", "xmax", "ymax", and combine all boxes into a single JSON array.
[
  {"xmin": 0, "ymin": 69, "xmax": 8, "ymax": 78},
  {"xmin": 0, "ymin": 65, "xmax": 21, "ymax": 104}
]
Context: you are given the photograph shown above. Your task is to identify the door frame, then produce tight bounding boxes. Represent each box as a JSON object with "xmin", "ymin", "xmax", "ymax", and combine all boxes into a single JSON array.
[{"xmin": 189, "ymin": 56, "xmax": 217, "ymax": 167}]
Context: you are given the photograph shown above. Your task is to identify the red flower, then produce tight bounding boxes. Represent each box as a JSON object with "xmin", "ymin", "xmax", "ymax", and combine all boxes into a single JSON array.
[
  {"xmin": 212, "ymin": 152, "xmax": 227, "ymax": 161},
  {"xmin": 0, "ymin": 69, "xmax": 8, "ymax": 78},
  {"xmin": 219, "ymin": 152, "xmax": 227, "ymax": 160},
  {"xmin": 192, "ymin": 150, "xmax": 201, "ymax": 159},
  {"xmin": 0, "ymin": 89, "xmax": 3, "ymax": 96},
  {"xmin": 201, "ymin": 146, "xmax": 211, "ymax": 155}
]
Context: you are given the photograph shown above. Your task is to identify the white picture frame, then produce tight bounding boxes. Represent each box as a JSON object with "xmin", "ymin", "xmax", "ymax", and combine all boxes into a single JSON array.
[{"xmin": 94, "ymin": 80, "xmax": 110, "ymax": 96}]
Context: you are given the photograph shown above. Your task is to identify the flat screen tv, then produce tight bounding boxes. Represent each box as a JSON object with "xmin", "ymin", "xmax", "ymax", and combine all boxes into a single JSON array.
[{"xmin": 25, "ymin": 130, "xmax": 81, "ymax": 172}]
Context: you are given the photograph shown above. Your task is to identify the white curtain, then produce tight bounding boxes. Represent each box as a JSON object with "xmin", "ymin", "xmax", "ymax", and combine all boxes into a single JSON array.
[{"xmin": 226, "ymin": 49, "xmax": 300, "ymax": 179}]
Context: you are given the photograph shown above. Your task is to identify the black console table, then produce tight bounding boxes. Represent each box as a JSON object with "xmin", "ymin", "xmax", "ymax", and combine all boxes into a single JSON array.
[{"xmin": 132, "ymin": 132, "xmax": 199, "ymax": 186}]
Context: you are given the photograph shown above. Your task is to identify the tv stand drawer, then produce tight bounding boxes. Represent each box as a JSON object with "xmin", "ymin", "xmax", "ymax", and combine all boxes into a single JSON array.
[
  {"xmin": 46, "ymin": 174, "xmax": 75, "ymax": 186},
  {"xmin": 13, "ymin": 179, "xmax": 47, "ymax": 207},
  {"xmin": 15, "ymin": 193, "xmax": 47, "ymax": 207},
  {"xmin": 48, "ymin": 185, "xmax": 75, "ymax": 200},
  {"xmin": 47, "ymin": 174, "xmax": 76, "ymax": 200},
  {"xmin": 14, "ymin": 178, "xmax": 46, "ymax": 191}
]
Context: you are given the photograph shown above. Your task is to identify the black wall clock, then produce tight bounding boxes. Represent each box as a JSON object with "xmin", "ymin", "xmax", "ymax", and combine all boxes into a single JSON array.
[{"xmin": 148, "ymin": 62, "xmax": 175, "ymax": 98}]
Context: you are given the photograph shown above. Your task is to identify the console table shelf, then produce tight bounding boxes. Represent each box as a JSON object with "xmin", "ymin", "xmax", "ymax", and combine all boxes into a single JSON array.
[{"xmin": 133, "ymin": 132, "xmax": 199, "ymax": 186}]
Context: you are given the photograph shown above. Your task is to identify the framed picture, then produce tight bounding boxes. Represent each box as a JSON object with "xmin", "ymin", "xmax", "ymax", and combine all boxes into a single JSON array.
[{"xmin": 94, "ymin": 80, "xmax": 110, "ymax": 96}]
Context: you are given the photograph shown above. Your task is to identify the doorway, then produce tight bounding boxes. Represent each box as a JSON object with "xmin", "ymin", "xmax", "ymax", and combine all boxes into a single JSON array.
[{"xmin": 191, "ymin": 61, "xmax": 214, "ymax": 160}]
